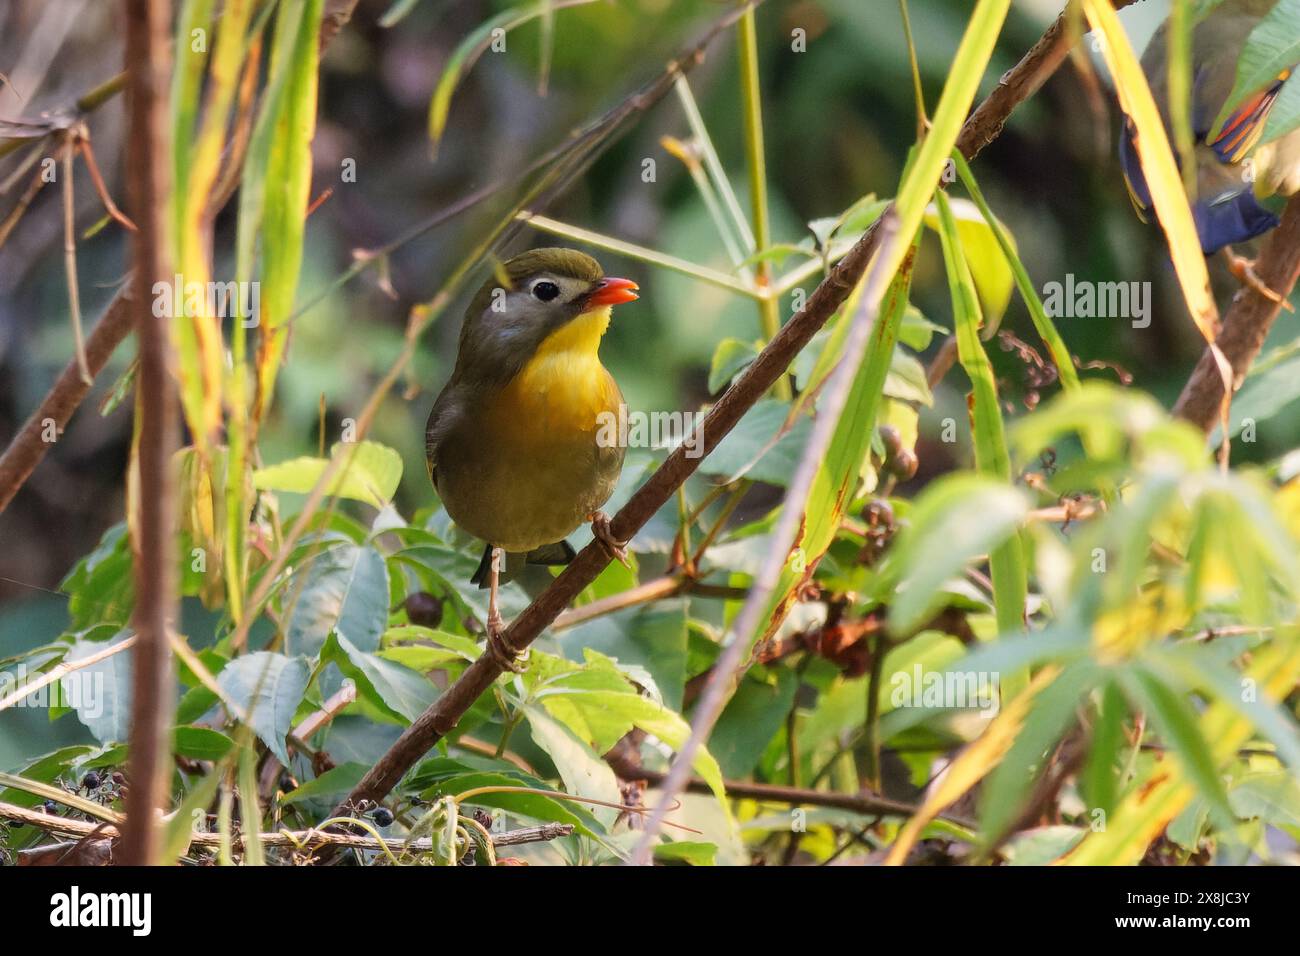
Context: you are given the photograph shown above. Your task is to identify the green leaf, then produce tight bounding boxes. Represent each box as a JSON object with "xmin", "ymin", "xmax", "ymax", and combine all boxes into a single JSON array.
[
  {"xmin": 281, "ymin": 762, "xmax": 369, "ymax": 805},
  {"xmin": 254, "ymin": 441, "xmax": 404, "ymax": 508},
  {"xmin": 285, "ymin": 543, "xmax": 390, "ymax": 657},
  {"xmin": 160, "ymin": 768, "xmax": 222, "ymax": 864},
  {"xmin": 1214, "ymin": 0, "xmax": 1300, "ymax": 141},
  {"xmin": 923, "ymin": 196, "xmax": 1014, "ymax": 332},
  {"xmin": 378, "ymin": 0, "xmax": 423, "ymax": 28},
  {"xmin": 382, "ymin": 625, "xmax": 481, "ymax": 663},
  {"xmin": 1080, "ymin": 679, "xmax": 1127, "ymax": 819},
  {"xmin": 885, "ymin": 349, "xmax": 934, "ymax": 406},
  {"xmin": 1146, "ymin": 642, "xmax": 1300, "ymax": 771},
  {"xmin": 557, "ymin": 600, "xmax": 688, "ymax": 711},
  {"xmin": 653, "ymin": 841, "xmax": 717, "ymax": 865},
  {"xmin": 0, "ymin": 746, "xmax": 96, "ymax": 808},
  {"xmin": 934, "ymin": 189, "xmax": 1028, "ymax": 643},
  {"xmin": 952, "ymin": 152, "xmax": 1078, "ymax": 387},
  {"xmin": 246, "ymin": 0, "xmax": 323, "ymax": 416},
  {"xmin": 1214, "ymin": 351, "xmax": 1300, "ymax": 444},
  {"xmin": 174, "ymin": 726, "xmax": 235, "ymax": 761},
  {"xmin": 422, "ymin": 770, "xmax": 601, "ymax": 836},
  {"xmin": 238, "ymin": 742, "xmax": 265, "ymax": 866},
  {"xmin": 1002, "ymin": 825, "xmax": 1085, "ymax": 865},
  {"xmin": 1119, "ymin": 665, "xmax": 1236, "ymax": 832},
  {"xmin": 703, "ymin": 399, "xmax": 813, "ymax": 486},
  {"xmin": 749, "ymin": 238, "xmax": 921, "ymax": 648},
  {"xmin": 60, "ymin": 630, "xmax": 134, "ymax": 744},
  {"xmin": 1261, "ymin": 71, "xmax": 1300, "ymax": 146},
  {"xmin": 980, "ymin": 662, "xmax": 1098, "ymax": 846},
  {"xmin": 321, "ymin": 632, "xmax": 437, "ymax": 724},
  {"xmin": 887, "ymin": 474, "xmax": 1029, "ymax": 634},
  {"xmin": 1229, "ymin": 771, "xmax": 1300, "ymax": 829},
  {"xmin": 216, "ymin": 652, "xmax": 311, "ymax": 766},
  {"xmin": 391, "ymin": 544, "xmax": 530, "ymax": 622},
  {"xmin": 708, "ymin": 337, "xmax": 760, "ymax": 394},
  {"xmin": 530, "ymin": 651, "xmax": 726, "ymax": 806},
  {"xmin": 522, "ymin": 704, "xmax": 623, "ymax": 827},
  {"xmin": 710, "ymin": 667, "xmax": 798, "ymax": 779},
  {"xmin": 898, "ymin": 305, "xmax": 947, "ymax": 351},
  {"xmin": 60, "ymin": 523, "xmax": 133, "ymax": 629}
]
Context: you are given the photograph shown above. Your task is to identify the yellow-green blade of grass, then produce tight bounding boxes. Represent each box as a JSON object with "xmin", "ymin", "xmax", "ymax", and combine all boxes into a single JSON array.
[
  {"xmin": 168, "ymin": 0, "xmax": 219, "ymax": 457},
  {"xmin": 254, "ymin": 0, "xmax": 323, "ymax": 421},
  {"xmin": 237, "ymin": 741, "xmax": 265, "ymax": 865},
  {"xmin": 750, "ymin": 238, "xmax": 920, "ymax": 646},
  {"xmin": 738, "ymin": 0, "xmax": 1013, "ymax": 646},
  {"xmin": 1063, "ymin": 630, "xmax": 1300, "ymax": 865},
  {"xmin": 934, "ymin": 190, "xmax": 1028, "ymax": 645},
  {"xmin": 427, "ymin": 0, "xmax": 600, "ymax": 151},
  {"xmin": 160, "ymin": 766, "xmax": 223, "ymax": 864}
]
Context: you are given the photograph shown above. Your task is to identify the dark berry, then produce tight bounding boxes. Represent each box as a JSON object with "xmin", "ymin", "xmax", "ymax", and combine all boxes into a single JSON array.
[
  {"xmin": 82, "ymin": 771, "xmax": 101, "ymax": 790},
  {"xmin": 404, "ymin": 591, "xmax": 443, "ymax": 628},
  {"xmin": 878, "ymin": 424, "xmax": 903, "ymax": 457},
  {"xmin": 42, "ymin": 801, "xmax": 58, "ymax": 813},
  {"xmin": 373, "ymin": 807, "xmax": 394, "ymax": 827},
  {"xmin": 891, "ymin": 449, "xmax": 919, "ymax": 481},
  {"xmin": 862, "ymin": 499, "xmax": 894, "ymax": 528}
]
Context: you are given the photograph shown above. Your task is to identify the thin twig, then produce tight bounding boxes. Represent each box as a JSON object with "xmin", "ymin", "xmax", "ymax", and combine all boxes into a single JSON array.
[
  {"xmin": 0, "ymin": 801, "xmax": 571, "ymax": 854},
  {"xmin": 0, "ymin": 636, "xmax": 136, "ymax": 714},
  {"xmin": 604, "ymin": 754, "xmax": 976, "ymax": 829}
]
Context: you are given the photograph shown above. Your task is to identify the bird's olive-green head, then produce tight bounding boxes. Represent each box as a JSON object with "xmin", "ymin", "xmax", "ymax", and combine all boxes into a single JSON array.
[{"xmin": 452, "ymin": 248, "xmax": 638, "ymax": 389}]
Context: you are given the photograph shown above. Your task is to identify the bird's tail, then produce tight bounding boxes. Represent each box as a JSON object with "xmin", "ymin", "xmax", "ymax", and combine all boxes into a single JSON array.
[
  {"xmin": 1193, "ymin": 188, "xmax": 1281, "ymax": 254},
  {"xmin": 470, "ymin": 540, "xmax": 577, "ymax": 589}
]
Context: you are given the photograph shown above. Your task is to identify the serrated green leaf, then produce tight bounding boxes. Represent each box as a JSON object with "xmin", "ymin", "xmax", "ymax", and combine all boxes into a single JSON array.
[
  {"xmin": 321, "ymin": 632, "xmax": 437, "ymax": 724},
  {"xmin": 285, "ymin": 543, "xmax": 389, "ymax": 657},
  {"xmin": 216, "ymin": 652, "xmax": 311, "ymax": 766}
]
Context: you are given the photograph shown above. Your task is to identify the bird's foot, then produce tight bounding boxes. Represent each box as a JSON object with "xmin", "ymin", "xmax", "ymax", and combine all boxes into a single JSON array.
[
  {"xmin": 485, "ymin": 611, "xmax": 527, "ymax": 673},
  {"xmin": 588, "ymin": 511, "xmax": 631, "ymax": 568},
  {"xmin": 1224, "ymin": 248, "xmax": 1295, "ymax": 311}
]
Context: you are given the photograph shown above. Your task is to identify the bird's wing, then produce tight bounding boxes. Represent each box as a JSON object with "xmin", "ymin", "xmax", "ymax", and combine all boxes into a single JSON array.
[
  {"xmin": 424, "ymin": 384, "xmax": 464, "ymax": 486},
  {"xmin": 1209, "ymin": 70, "xmax": 1290, "ymax": 165}
]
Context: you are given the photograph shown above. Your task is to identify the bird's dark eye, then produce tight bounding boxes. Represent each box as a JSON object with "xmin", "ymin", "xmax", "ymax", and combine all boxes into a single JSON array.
[{"xmin": 532, "ymin": 280, "xmax": 561, "ymax": 302}]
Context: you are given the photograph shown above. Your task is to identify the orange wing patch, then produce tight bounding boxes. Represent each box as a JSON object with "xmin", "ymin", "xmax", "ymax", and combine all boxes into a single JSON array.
[{"xmin": 1211, "ymin": 70, "xmax": 1291, "ymax": 165}]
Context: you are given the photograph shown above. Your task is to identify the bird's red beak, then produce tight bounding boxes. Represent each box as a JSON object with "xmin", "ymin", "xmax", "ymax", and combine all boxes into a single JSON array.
[{"xmin": 586, "ymin": 276, "xmax": 639, "ymax": 307}]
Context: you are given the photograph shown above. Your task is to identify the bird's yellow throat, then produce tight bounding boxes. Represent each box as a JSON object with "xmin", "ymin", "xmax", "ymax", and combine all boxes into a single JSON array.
[{"xmin": 490, "ymin": 305, "xmax": 620, "ymax": 442}]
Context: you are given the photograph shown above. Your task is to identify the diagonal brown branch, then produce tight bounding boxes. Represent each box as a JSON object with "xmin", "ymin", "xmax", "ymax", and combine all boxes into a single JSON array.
[
  {"xmin": 1173, "ymin": 196, "xmax": 1300, "ymax": 433},
  {"xmin": 332, "ymin": 0, "xmax": 1109, "ymax": 827},
  {"xmin": 117, "ymin": 0, "xmax": 177, "ymax": 868}
]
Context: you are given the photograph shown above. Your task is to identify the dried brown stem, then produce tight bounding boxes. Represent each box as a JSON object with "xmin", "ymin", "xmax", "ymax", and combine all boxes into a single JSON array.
[
  {"xmin": 603, "ymin": 752, "xmax": 976, "ymax": 829},
  {"xmin": 118, "ymin": 0, "xmax": 177, "ymax": 867}
]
